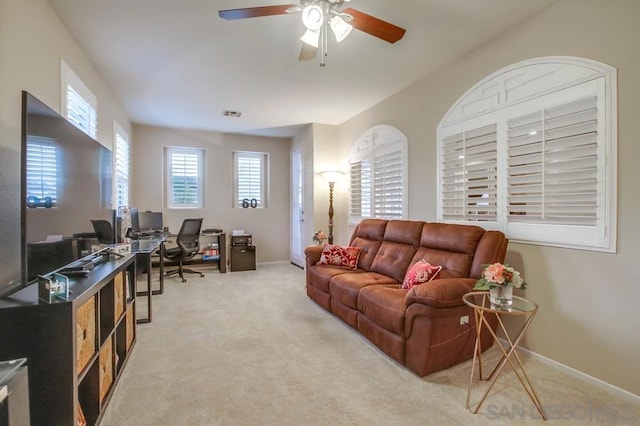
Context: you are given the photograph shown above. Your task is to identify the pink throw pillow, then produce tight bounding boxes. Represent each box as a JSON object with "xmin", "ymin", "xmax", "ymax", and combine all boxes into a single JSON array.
[
  {"xmin": 402, "ymin": 260, "xmax": 442, "ymax": 290},
  {"xmin": 317, "ymin": 245, "xmax": 362, "ymax": 270}
]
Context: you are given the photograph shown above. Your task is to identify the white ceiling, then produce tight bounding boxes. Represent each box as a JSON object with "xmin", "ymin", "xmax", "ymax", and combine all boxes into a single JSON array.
[{"xmin": 47, "ymin": 0, "xmax": 557, "ymax": 138}]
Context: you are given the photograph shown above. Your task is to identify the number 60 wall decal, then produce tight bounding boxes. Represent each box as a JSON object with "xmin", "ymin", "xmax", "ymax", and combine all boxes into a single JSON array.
[{"xmin": 242, "ymin": 198, "xmax": 258, "ymax": 208}]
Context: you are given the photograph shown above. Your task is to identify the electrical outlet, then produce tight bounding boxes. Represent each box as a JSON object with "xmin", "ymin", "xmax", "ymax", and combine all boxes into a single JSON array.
[{"xmin": 460, "ymin": 315, "xmax": 469, "ymax": 325}]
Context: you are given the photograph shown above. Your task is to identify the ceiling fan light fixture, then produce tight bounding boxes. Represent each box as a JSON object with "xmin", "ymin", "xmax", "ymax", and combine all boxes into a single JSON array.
[
  {"xmin": 329, "ymin": 15, "xmax": 353, "ymax": 43},
  {"xmin": 301, "ymin": 5, "xmax": 323, "ymax": 31},
  {"xmin": 300, "ymin": 28, "xmax": 320, "ymax": 48}
]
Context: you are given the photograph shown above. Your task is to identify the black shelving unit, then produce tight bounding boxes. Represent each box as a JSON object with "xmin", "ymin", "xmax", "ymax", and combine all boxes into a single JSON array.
[{"xmin": 0, "ymin": 255, "xmax": 137, "ymax": 426}]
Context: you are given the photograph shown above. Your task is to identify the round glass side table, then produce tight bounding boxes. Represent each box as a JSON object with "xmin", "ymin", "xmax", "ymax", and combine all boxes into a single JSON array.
[{"xmin": 462, "ymin": 291, "xmax": 547, "ymax": 420}]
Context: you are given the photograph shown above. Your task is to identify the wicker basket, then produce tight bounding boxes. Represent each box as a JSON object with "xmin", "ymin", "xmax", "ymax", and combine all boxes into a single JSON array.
[
  {"xmin": 99, "ymin": 337, "xmax": 114, "ymax": 401},
  {"xmin": 114, "ymin": 272, "xmax": 125, "ymax": 320},
  {"xmin": 76, "ymin": 297, "xmax": 96, "ymax": 374}
]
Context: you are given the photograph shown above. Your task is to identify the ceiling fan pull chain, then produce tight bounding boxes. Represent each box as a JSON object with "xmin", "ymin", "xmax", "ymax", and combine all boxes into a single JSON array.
[{"xmin": 321, "ymin": 13, "xmax": 328, "ymax": 67}]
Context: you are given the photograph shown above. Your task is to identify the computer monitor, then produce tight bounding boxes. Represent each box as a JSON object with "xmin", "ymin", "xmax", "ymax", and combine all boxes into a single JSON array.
[{"xmin": 138, "ymin": 211, "xmax": 163, "ymax": 232}]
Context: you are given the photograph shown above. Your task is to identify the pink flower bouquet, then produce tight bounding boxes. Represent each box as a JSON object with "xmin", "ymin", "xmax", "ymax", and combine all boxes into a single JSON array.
[{"xmin": 473, "ymin": 263, "xmax": 527, "ymax": 290}]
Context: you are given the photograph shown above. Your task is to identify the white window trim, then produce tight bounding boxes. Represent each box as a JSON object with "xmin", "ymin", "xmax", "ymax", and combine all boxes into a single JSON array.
[
  {"xmin": 60, "ymin": 60, "xmax": 98, "ymax": 139},
  {"xmin": 233, "ymin": 151, "xmax": 269, "ymax": 209},
  {"xmin": 165, "ymin": 147, "xmax": 204, "ymax": 209},
  {"xmin": 348, "ymin": 124, "xmax": 408, "ymax": 225},
  {"xmin": 437, "ymin": 56, "xmax": 617, "ymax": 253},
  {"xmin": 113, "ymin": 121, "xmax": 129, "ymax": 209}
]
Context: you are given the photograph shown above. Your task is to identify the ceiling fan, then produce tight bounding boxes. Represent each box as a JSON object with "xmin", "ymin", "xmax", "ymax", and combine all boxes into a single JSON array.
[{"xmin": 219, "ymin": 0, "xmax": 406, "ymax": 66}]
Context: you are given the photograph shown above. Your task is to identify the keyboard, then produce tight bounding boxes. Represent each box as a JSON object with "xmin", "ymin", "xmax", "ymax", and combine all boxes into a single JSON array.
[{"xmin": 140, "ymin": 229, "xmax": 164, "ymax": 236}]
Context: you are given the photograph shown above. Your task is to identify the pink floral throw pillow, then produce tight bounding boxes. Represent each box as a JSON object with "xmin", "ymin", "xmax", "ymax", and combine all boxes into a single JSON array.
[
  {"xmin": 402, "ymin": 260, "xmax": 442, "ymax": 290},
  {"xmin": 317, "ymin": 245, "xmax": 362, "ymax": 270}
]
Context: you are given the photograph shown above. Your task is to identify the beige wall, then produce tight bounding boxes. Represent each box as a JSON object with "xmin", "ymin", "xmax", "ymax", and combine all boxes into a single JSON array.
[
  {"xmin": 335, "ymin": 0, "xmax": 640, "ymax": 396},
  {"xmin": 131, "ymin": 124, "xmax": 291, "ymax": 263}
]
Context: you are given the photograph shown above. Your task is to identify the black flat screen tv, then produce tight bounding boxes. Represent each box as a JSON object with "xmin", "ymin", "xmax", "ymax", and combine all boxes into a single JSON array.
[{"xmin": 20, "ymin": 91, "xmax": 113, "ymax": 285}]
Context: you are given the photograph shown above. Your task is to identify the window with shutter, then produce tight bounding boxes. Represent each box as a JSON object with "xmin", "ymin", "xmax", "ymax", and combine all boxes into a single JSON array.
[
  {"xmin": 234, "ymin": 151, "xmax": 268, "ymax": 208},
  {"xmin": 438, "ymin": 57, "xmax": 616, "ymax": 252},
  {"xmin": 349, "ymin": 125, "xmax": 407, "ymax": 223},
  {"xmin": 61, "ymin": 60, "xmax": 97, "ymax": 139},
  {"xmin": 165, "ymin": 147, "xmax": 204, "ymax": 208},
  {"xmin": 441, "ymin": 124, "xmax": 497, "ymax": 222},
  {"xmin": 507, "ymin": 96, "xmax": 598, "ymax": 226},
  {"xmin": 26, "ymin": 137, "xmax": 58, "ymax": 206},
  {"xmin": 114, "ymin": 123, "xmax": 129, "ymax": 209}
]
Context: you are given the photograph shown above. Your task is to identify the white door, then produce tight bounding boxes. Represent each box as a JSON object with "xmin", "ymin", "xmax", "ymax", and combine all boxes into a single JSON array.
[{"xmin": 290, "ymin": 144, "xmax": 305, "ymax": 267}]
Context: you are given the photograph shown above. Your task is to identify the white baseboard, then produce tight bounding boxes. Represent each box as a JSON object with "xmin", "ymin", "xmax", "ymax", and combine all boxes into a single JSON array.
[
  {"xmin": 256, "ymin": 260, "xmax": 291, "ymax": 266},
  {"xmin": 500, "ymin": 339, "xmax": 640, "ymax": 403}
]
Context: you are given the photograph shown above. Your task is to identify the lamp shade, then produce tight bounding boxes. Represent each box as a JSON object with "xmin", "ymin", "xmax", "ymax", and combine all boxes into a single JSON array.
[
  {"xmin": 330, "ymin": 16, "xmax": 353, "ymax": 43},
  {"xmin": 302, "ymin": 5, "xmax": 323, "ymax": 31},
  {"xmin": 320, "ymin": 170, "xmax": 344, "ymax": 183},
  {"xmin": 300, "ymin": 29, "xmax": 321, "ymax": 48}
]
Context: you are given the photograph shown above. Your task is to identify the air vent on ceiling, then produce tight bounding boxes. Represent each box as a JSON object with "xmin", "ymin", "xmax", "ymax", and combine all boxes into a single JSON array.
[{"xmin": 223, "ymin": 110, "xmax": 242, "ymax": 118}]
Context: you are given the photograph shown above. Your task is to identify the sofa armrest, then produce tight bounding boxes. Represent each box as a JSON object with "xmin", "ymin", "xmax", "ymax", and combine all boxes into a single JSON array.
[
  {"xmin": 405, "ymin": 278, "xmax": 476, "ymax": 308},
  {"xmin": 304, "ymin": 245, "xmax": 324, "ymax": 268}
]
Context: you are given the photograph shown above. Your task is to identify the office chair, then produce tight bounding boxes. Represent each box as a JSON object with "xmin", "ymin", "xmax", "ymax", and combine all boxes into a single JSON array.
[
  {"xmin": 164, "ymin": 218, "xmax": 205, "ymax": 282},
  {"xmin": 90, "ymin": 219, "xmax": 115, "ymax": 244}
]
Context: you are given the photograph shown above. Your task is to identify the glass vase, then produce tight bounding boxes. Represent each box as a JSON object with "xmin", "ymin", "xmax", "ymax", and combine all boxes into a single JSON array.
[{"xmin": 489, "ymin": 285, "xmax": 513, "ymax": 308}]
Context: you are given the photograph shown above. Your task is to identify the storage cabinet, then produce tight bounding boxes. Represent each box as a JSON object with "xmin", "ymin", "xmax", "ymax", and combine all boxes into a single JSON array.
[
  {"xmin": 0, "ymin": 254, "xmax": 137, "ymax": 426},
  {"xmin": 230, "ymin": 234, "xmax": 256, "ymax": 272}
]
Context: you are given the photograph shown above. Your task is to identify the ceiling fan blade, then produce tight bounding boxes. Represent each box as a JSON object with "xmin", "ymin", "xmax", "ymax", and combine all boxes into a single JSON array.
[
  {"xmin": 219, "ymin": 4, "xmax": 299, "ymax": 20},
  {"xmin": 342, "ymin": 8, "xmax": 406, "ymax": 43},
  {"xmin": 298, "ymin": 43, "xmax": 318, "ymax": 61}
]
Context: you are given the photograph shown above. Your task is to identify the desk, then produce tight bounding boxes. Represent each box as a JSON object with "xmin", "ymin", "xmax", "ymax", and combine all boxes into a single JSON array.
[
  {"xmin": 129, "ymin": 237, "xmax": 165, "ymax": 324},
  {"xmin": 463, "ymin": 291, "xmax": 546, "ymax": 420}
]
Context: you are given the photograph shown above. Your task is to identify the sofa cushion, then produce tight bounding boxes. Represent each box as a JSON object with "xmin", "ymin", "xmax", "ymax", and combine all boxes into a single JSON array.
[
  {"xmin": 317, "ymin": 245, "xmax": 362, "ymax": 270},
  {"xmin": 358, "ymin": 286, "xmax": 408, "ymax": 337},
  {"xmin": 369, "ymin": 220, "xmax": 422, "ymax": 281},
  {"xmin": 409, "ymin": 223, "xmax": 485, "ymax": 278},
  {"xmin": 307, "ymin": 264, "xmax": 359, "ymax": 293},
  {"xmin": 402, "ymin": 260, "xmax": 442, "ymax": 290},
  {"xmin": 330, "ymin": 272, "xmax": 398, "ymax": 309},
  {"xmin": 349, "ymin": 219, "xmax": 387, "ymax": 270}
]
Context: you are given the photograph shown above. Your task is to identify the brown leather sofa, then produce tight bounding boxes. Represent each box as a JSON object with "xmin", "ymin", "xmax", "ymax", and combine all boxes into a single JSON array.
[{"xmin": 305, "ymin": 219, "xmax": 508, "ymax": 376}]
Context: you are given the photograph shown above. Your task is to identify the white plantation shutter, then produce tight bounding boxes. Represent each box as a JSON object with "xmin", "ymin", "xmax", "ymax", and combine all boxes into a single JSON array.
[
  {"xmin": 114, "ymin": 124, "xmax": 129, "ymax": 208},
  {"xmin": 349, "ymin": 130, "xmax": 406, "ymax": 223},
  {"xmin": 441, "ymin": 124, "xmax": 497, "ymax": 222},
  {"xmin": 166, "ymin": 148, "xmax": 203, "ymax": 208},
  {"xmin": 507, "ymin": 96, "xmax": 598, "ymax": 225},
  {"xmin": 349, "ymin": 159, "xmax": 371, "ymax": 218},
  {"xmin": 61, "ymin": 60, "xmax": 97, "ymax": 139},
  {"xmin": 373, "ymin": 146, "xmax": 404, "ymax": 218},
  {"xmin": 234, "ymin": 152, "xmax": 268, "ymax": 208},
  {"xmin": 26, "ymin": 137, "xmax": 58, "ymax": 205},
  {"xmin": 66, "ymin": 86, "xmax": 97, "ymax": 138}
]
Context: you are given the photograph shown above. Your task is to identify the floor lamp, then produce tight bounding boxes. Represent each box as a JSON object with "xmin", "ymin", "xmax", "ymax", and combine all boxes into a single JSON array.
[{"xmin": 320, "ymin": 171, "xmax": 344, "ymax": 245}]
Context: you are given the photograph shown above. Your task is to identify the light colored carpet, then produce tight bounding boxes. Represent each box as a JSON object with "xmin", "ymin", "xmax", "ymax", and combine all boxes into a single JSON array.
[{"xmin": 101, "ymin": 263, "xmax": 640, "ymax": 425}]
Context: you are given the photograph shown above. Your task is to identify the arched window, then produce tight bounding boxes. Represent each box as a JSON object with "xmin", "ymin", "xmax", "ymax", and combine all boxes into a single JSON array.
[
  {"xmin": 438, "ymin": 57, "xmax": 617, "ymax": 252},
  {"xmin": 349, "ymin": 125, "xmax": 407, "ymax": 224}
]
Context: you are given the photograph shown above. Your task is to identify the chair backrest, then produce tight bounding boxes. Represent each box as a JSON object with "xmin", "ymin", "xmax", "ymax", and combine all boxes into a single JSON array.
[
  {"xmin": 176, "ymin": 218, "xmax": 203, "ymax": 255},
  {"xmin": 90, "ymin": 219, "xmax": 114, "ymax": 244}
]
